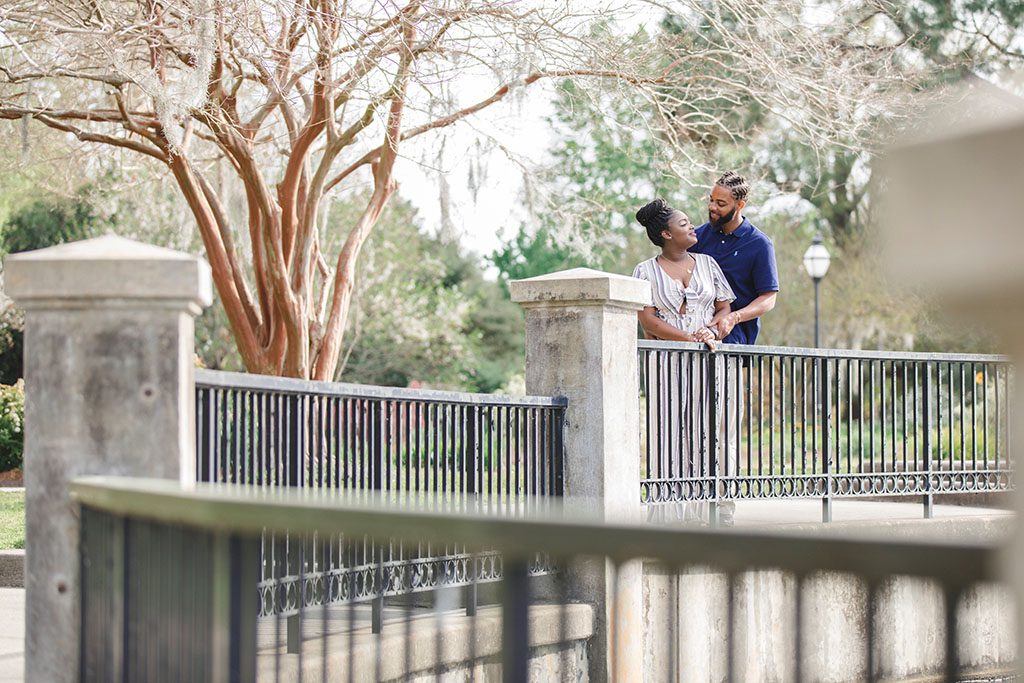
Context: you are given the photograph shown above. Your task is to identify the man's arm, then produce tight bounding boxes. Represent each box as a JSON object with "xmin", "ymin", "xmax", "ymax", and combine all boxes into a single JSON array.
[
  {"xmin": 710, "ymin": 291, "xmax": 777, "ymax": 339},
  {"xmin": 711, "ymin": 237, "xmax": 780, "ymax": 339}
]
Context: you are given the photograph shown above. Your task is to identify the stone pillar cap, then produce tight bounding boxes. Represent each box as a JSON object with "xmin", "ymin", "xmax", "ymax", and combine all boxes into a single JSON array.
[
  {"xmin": 881, "ymin": 78, "xmax": 1024, "ymax": 312},
  {"xmin": 510, "ymin": 267, "xmax": 650, "ymax": 309},
  {"xmin": 4, "ymin": 234, "xmax": 213, "ymax": 311}
]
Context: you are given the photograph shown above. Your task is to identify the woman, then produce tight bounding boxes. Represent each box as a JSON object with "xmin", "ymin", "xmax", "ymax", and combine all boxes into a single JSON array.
[
  {"xmin": 633, "ymin": 199, "xmax": 734, "ymax": 344},
  {"xmin": 633, "ymin": 199, "xmax": 735, "ymax": 524}
]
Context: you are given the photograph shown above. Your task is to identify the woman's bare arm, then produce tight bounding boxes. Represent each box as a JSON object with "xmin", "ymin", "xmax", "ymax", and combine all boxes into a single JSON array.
[
  {"xmin": 637, "ymin": 307, "xmax": 716, "ymax": 349},
  {"xmin": 638, "ymin": 307, "xmax": 693, "ymax": 341}
]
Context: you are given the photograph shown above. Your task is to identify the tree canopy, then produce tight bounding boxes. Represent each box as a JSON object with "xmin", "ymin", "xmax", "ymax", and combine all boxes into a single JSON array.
[{"xmin": 0, "ymin": 0, "xmax": 908, "ymax": 379}]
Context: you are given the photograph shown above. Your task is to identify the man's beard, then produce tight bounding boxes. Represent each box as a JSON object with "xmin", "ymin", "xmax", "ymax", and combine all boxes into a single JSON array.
[{"xmin": 710, "ymin": 206, "xmax": 737, "ymax": 228}]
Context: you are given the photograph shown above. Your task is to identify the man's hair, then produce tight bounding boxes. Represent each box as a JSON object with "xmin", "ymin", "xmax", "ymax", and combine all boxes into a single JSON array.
[{"xmin": 715, "ymin": 171, "xmax": 749, "ymax": 202}]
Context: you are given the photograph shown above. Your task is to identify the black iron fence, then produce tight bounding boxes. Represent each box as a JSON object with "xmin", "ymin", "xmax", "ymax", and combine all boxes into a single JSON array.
[
  {"xmin": 193, "ymin": 370, "xmax": 565, "ymax": 622},
  {"xmin": 639, "ymin": 341, "xmax": 1013, "ymax": 519},
  {"xmin": 195, "ymin": 370, "xmax": 565, "ymax": 497},
  {"xmin": 75, "ymin": 477, "xmax": 1011, "ymax": 683}
]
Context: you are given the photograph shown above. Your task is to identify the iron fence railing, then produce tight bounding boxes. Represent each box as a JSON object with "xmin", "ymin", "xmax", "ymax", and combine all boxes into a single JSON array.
[
  {"xmin": 195, "ymin": 370, "xmax": 566, "ymax": 497},
  {"xmin": 193, "ymin": 370, "xmax": 566, "ymax": 622},
  {"xmin": 74, "ymin": 476, "xmax": 1012, "ymax": 683},
  {"xmin": 639, "ymin": 341, "xmax": 1014, "ymax": 520}
]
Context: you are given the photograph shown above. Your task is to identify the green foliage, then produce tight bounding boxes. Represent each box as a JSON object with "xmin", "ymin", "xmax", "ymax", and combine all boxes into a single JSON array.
[
  {"xmin": 492, "ymin": 9, "xmax": 1014, "ymax": 355},
  {"xmin": 0, "ymin": 182, "xmax": 115, "ymax": 255},
  {"xmin": 490, "ymin": 226, "xmax": 579, "ymax": 290},
  {"xmin": 655, "ymin": 2, "xmax": 1023, "ymax": 254},
  {"xmin": 0, "ymin": 381, "xmax": 24, "ymax": 473},
  {"xmin": 0, "ymin": 491, "xmax": 25, "ymax": 550},
  {"xmin": 0, "ymin": 307, "xmax": 24, "ymax": 386},
  {"xmin": 461, "ymin": 267, "xmax": 525, "ymax": 393},
  {"xmin": 194, "ymin": 299, "xmax": 246, "ymax": 372},
  {"xmin": 336, "ymin": 195, "xmax": 523, "ymax": 392},
  {"xmin": 0, "ymin": 173, "xmax": 246, "ymax": 375},
  {"xmin": 491, "ymin": 78, "xmax": 688, "ymax": 286},
  {"xmin": 889, "ymin": 0, "xmax": 1024, "ymax": 75},
  {"xmin": 0, "ymin": 184, "xmax": 115, "ymax": 384},
  {"xmin": 0, "ymin": 174, "xmax": 522, "ymax": 391}
]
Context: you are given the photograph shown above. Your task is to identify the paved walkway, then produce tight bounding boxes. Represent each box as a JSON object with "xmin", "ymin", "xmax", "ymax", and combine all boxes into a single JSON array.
[
  {"xmin": 733, "ymin": 498, "xmax": 1011, "ymax": 526},
  {"xmin": 0, "ymin": 500, "xmax": 1012, "ymax": 682},
  {"xmin": 0, "ymin": 588, "xmax": 23, "ymax": 683}
]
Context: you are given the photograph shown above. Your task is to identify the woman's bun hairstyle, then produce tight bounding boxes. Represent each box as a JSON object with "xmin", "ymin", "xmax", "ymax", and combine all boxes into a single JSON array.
[{"xmin": 635, "ymin": 199, "xmax": 674, "ymax": 247}]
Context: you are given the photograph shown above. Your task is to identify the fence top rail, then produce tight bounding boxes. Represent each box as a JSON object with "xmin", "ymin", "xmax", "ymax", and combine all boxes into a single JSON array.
[
  {"xmin": 71, "ymin": 476, "xmax": 1002, "ymax": 588},
  {"xmin": 637, "ymin": 339, "xmax": 1011, "ymax": 364},
  {"xmin": 194, "ymin": 369, "xmax": 567, "ymax": 408}
]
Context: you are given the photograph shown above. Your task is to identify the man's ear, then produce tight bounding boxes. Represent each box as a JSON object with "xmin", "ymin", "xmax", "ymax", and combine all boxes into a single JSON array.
[{"xmin": 737, "ymin": 199, "xmax": 747, "ymax": 213}]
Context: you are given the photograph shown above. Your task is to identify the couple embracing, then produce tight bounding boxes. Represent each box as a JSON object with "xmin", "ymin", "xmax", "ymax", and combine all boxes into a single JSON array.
[{"xmin": 632, "ymin": 171, "xmax": 779, "ymax": 526}]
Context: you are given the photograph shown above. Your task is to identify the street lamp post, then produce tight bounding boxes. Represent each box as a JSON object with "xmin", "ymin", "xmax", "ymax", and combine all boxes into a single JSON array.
[{"xmin": 802, "ymin": 233, "xmax": 832, "ymax": 348}]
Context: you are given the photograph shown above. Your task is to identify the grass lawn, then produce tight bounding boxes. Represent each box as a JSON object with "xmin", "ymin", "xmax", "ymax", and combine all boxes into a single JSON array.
[{"xmin": 0, "ymin": 491, "xmax": 24, "ymax": 550}]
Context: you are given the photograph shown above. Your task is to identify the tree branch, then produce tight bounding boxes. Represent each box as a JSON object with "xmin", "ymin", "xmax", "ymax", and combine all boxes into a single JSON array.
[
  {"xmin": 325, "ymin": 67, "xmax": 672, "ymax": 193},
  {"xmin": 4, "ymin": 110, "xmax": 169, "ymax": 161}
]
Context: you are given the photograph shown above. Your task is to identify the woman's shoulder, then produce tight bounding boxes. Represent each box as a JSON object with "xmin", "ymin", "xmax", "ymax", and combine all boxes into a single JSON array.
[{"xmin": 631, "ymin": 257, "xmax": 657, "ymax": 277}]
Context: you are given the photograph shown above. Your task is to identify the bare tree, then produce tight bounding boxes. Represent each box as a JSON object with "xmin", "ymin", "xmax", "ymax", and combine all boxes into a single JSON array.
[{"xmin": 0, "ymin": 0, "xmax": 906, "ymax": 379}]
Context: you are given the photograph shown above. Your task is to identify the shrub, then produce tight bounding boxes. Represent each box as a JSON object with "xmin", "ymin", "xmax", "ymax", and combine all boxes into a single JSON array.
[
  {"xmin": 0, "ymin": 305, "xmax": 24, "ymax": 386},
  {"xmin": 0, "ymin": 381, "xmax": 24, "ymax": 472}
]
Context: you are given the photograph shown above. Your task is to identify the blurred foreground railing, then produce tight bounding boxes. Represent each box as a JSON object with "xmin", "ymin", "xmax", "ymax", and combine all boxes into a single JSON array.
[
  {"xmin": 194, "ymin": 370, "xmax": 565, "ymax": 623},
  {"xmin": 640, "ymin": 341, "xmax": 1014, "ymax": 520},
  {"xmin": 74, "ymin": 476, "xmax": 1012, "ymax": 682}
]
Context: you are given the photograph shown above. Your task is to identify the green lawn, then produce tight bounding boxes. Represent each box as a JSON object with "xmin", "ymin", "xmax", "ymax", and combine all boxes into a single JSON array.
[{"xmin": 0, "ymin": 491, "xmax": 24, "ymax": 550}]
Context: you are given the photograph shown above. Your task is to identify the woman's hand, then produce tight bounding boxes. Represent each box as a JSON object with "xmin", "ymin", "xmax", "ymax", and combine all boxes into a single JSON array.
[{"xmin": 692, "ymin": 327, "xmax": 718, "ymax": 350}]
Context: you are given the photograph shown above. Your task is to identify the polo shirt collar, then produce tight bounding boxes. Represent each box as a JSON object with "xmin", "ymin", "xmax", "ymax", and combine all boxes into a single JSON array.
[{"xmin": 715, "ymin": 217, "xmax": 753, "ymax": 238}]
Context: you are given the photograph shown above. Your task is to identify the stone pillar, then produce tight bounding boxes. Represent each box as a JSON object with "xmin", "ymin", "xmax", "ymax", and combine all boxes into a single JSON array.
[
  {"xmin": 5, "ymin": 235, "xmax": 212, "ymax": 683},
  {"xmin": 880, "ymin": 87, "xmax": 1024, "ymax": 678},
  {"xmin": 510, "ymin": 267, "xmax": 648, "ymax": 683}
]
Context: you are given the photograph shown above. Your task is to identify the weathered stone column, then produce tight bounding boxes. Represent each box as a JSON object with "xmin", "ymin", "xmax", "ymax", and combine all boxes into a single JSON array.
[
  {"xmin": 881, "ymin": 90, "xmax": 1024, "ymax": 678},
  {"xmin": 5, "ymin": 235, "xmax": 212, "ymax": 683},
  {"xmin": 510, "ymin": 267, "xmax": 648, "ymax": 683}
]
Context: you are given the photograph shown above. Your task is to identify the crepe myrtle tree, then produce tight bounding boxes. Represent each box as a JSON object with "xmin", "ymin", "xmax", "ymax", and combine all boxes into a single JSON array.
[{"xmin": 0, "ymin": 0, "xmax": 903, "ymax": 379}]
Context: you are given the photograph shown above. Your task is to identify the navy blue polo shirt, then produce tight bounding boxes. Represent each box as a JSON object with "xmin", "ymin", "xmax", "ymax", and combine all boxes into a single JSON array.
[{"xmin": 692, "ymin": 217, "xmax": 779, "ymax": 345}]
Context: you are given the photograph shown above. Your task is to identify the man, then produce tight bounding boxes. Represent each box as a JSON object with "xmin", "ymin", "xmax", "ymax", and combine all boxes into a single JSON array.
[
  {"xmin": 694, "ymin": 171, "xmax": 779, "ymax": 343},
  {"xmin": 691, "ymin": 171, "xmax": 779, "ymax": 525}
]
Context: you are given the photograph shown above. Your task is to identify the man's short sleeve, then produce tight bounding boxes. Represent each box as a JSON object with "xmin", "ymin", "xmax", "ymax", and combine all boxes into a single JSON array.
[{"xmin": 753, "ymin": 238, "xmax": 780, "ymax": 294}]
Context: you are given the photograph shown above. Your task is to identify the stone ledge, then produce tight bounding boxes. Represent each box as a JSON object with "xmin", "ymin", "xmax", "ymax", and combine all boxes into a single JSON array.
[
  {"xmin": 746, "ymin": 512, "xmax": 1015, "ymax": 543},
  {"xmin": 0, "ymin": 549, "xmax": 24, "ymax": 588},
  {"xmin": 510, "ymin": 267, "xmax": 650, "ymax": 309},
  {"xmin": 5, "ymin": 234, "xmax": 212, "ymax": 309}
]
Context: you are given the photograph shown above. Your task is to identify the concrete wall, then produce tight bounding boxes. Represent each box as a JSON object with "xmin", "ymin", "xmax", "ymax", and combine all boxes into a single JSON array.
[
  {"xmin": 643, "ymin": 519, "xmax": 1017, "ymax": 683},
  {"xmin": 402, "ymin": 641, "xmax": 589, "ymax": 683},
  {"xmin": 259, "ymin": 603, "xmax": 594, "ymax": 683}
]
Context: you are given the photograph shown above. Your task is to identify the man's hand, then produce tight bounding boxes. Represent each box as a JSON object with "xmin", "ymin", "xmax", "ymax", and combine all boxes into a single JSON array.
[{"xmin": 712, "ymin": 312, "xmax": 739, "ymax": 339}]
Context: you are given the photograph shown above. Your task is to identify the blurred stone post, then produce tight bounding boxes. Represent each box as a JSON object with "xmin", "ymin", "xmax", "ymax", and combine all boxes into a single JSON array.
[
  {"xmin": 881, "ymin": 83, "xmax": 1024, "ymax": 677},
  {"xmin": 510, "ymin": 267, "xmax": 648, "ymax": 683},
  {"xmin": 5, "ymin": 235, "xmax": 211, "ymax": 683}
]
